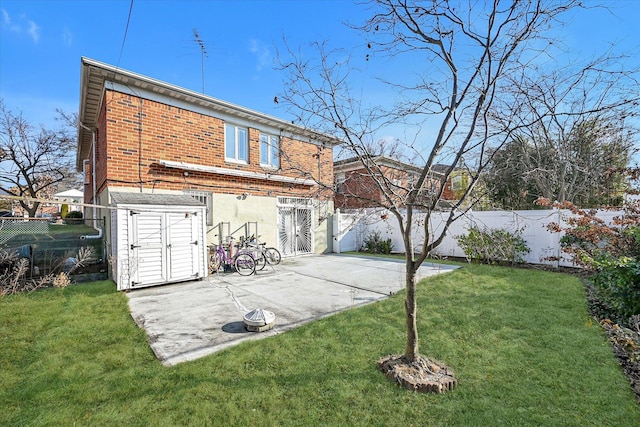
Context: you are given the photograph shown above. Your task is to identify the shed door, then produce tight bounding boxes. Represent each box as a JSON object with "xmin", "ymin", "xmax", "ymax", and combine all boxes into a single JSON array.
[
  {"xmin": 130, "ymin": 211, "xmax": 166, "ymax": 286},
  {"xmin": 129, "ymin": 210, "xmax": 202, "ymax": 287},
  {"xmin": 167, "ymin": 212, "xmax": 199, "ymax": 282}
]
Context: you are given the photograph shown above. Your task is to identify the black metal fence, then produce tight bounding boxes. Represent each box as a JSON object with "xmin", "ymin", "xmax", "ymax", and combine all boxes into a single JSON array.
[{"xmin": 0, "ymin": 217, "xmax": 107, "ymax": 278}]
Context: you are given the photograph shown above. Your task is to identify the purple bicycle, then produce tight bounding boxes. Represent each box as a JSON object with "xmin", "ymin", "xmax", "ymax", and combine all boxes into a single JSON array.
[{"xmin": 208, "ymin": 239, "xmax": 256, "ymax": 276}]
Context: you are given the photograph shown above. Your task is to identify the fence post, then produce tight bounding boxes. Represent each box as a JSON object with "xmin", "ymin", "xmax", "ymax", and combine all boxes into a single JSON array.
[
  {"xmin": 333, "ymin": 208, "xmax": 341, "ymax": 254},
  {"xmin": 555, "ymin": 207, "xmax": 562, "ymax": 268}
]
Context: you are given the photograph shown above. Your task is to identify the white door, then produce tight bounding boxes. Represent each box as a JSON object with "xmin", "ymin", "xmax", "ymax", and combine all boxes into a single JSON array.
[
  {"xmin": 129, "ymin": 210, "xmax": 202, "ymax": 287},
  {"xmin": 130, "ymin": 211, "xmax": 166, "ymax": 287},
  {"xmin": 167, "ymin": 212, "xmax": 199, "ymax": 282}
]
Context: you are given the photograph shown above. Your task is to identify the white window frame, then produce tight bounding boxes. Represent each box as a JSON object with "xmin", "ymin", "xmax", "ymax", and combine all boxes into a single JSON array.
[
  {"xmin": 183, "ymin": 190, "xmax": 213, "ymax": 226},
  {"xmin": 451, "ymin": 175, "xmax": 464, "ymax": 192},
  {"xmin": 260, "ymin": 133, "xmax": 280, "ymax": 168},
  {"xmin": 225, "ymin": 123, "xmax": 248, "ymax": 163},
  {"xmin": 335, "ymin": 173, "xmax": 346, "ymax": 192}
]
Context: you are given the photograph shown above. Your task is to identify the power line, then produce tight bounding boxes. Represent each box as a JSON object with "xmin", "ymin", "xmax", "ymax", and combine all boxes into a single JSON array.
[{"xmin": 117, "ymin": 0, "xmax": 135, "ymax": 68}]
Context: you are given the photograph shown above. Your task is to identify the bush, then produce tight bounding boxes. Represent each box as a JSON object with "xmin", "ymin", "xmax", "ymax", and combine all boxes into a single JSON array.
[
  {"xmin": 64, "ymin": 210, "xmax": 83, "ymax": 225},
  {"xmin": 590, "ymin": 256, "xmax": 640, "ymax": 324},
  {"xmin": 360, "ymin": 230, "xmax": 393, "ymax": 254},
  {"xmin": 542, "ymin": 198, "xmax": 640, "ymax": 326},
  {"xmin": 456, "ymin": 227, "xmax": 530, "ymax": 265}
]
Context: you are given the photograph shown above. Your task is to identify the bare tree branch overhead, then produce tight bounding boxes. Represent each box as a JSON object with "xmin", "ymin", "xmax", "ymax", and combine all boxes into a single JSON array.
[{"xmin": 274, "ymin": 0, "xmax": 638, "ymax": 391}]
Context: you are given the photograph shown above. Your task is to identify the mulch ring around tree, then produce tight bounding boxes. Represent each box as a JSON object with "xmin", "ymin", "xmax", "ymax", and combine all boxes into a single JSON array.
[{"xmin": 378, "ymin": 354, "xmax": 457, "ymax": 393}]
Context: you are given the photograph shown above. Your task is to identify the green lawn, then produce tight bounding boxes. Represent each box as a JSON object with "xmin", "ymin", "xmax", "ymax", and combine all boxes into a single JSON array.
[{"xmin": 1, "ymin": 264, "xmax": 638, "ymax": 426}]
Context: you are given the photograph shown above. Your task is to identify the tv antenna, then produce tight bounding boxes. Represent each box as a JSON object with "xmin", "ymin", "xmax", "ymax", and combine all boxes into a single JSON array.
[{"xmin": 192, "ymin": 28, "xmax": 208, "ymax": 93}]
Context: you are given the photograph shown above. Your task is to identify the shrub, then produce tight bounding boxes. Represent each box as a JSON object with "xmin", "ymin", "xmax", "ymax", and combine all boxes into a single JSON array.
[
  {"xmin": 590, "ymin": 256, "xmax": 640, "ymax": 324},
  {"xmin": 60, "ymin": 204, "xmax": 69, "ymax": 218},
  {"xmin": 64, "ymin": 210, "xmax": 83, "ymax": 219},
  {"xmin": 539, "ymin": 198, "xmax": 640, "ymax": 326},
  {"xmin": 360, "ymin": 230, "xmax": 394, "ymax": 254},
  {"xmin": 64, "ymin": 210, "xmax": 83, "ymax": 225},
  {"xmin": 456, "ymin": 227, "xmax": 530, "ymax": 265}
]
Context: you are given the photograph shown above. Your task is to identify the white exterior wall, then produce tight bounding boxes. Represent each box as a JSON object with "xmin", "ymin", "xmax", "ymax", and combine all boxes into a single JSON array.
[
  {"xmin": 210, "ymin": 193, "xmax": 278, "ymax": 246},
  {"xmin": 211, "ymin": 193, "xmax": 333, "ymax": 254}
]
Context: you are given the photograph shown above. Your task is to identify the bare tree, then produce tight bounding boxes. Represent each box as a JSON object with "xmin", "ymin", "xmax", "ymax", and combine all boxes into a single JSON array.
[
  {"xmin": 276, "ymin": 0, "xmax": 603, "ymax": 391},
  {"xmin": 485, "ymin": 54, "xmax": 639, "ymax": 209},
  {"xmin": 0, "ymin": 100, "xmax": 76, "ymax": 217}
]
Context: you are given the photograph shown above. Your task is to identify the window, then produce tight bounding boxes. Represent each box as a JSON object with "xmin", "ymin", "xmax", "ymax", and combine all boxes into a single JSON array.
[
  {"xmin": 225, "ymin": 124, "xmax": 248, "ymax": 162},
  {"xmin": 184, "ymin": 190, "xmax": 213, "ymax": 226},
  {"xmin": 335, "ymin": 173, "xmax": 346, "ymax": 192},
  {"xmin": 260, "ymin": 133, "xmax": 280, "ymax": 168},
  {"xmin": 451, "ymin": 175, "xmax": 464, "ymax": 192}
]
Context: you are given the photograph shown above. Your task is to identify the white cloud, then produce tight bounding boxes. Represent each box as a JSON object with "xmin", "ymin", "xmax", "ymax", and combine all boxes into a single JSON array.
[
  {"xmin": 2, "ymin": 9, "xmax": 10, "ymax": 25},
  {"xmin": 62, "ymin": 26, "xmax": 72, "ymax": 46},
  {"xmin": 1, "ymin": 9, "xmax": 40, "ymax": 44},
  {"xmin": 249, "ymin": 39, "xmax": 271, "ymax": 72},
  {"xmin": 1, "ymin": 8, "xmax": 20, "ymax": 32},
  {"xmin": 27, "ymin": 20, "xmax": 39, "ymax": 43}
]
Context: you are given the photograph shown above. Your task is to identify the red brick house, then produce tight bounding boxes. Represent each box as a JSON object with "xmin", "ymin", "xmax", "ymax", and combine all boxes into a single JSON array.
[
  {"xmin": 334, "ymin": 156, "xmax": 443, "ymax": 210},
  {"xmin": 77, "ymin": 58, "xmax": 340, "ymax": 289}
]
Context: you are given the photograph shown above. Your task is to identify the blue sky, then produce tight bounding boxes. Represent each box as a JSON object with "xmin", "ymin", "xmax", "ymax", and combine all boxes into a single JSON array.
[{"xmin": 1, "ymin": 0, "xmax": 639, "ymax": 142}]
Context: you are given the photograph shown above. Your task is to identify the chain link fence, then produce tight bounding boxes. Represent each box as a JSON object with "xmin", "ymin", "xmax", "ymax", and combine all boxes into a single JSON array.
[{"xmin": 0, "ymin": 217, "xmax": 106, "ymax": 279}]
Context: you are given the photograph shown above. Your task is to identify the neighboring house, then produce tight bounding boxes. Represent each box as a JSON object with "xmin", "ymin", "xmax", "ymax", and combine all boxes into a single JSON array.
[
  {"xmin": 77, "ymin": 57, "xmax": 340, "ymax": 290},
  {"xmin": 431, "ymin": 164, "xmax": 492, "ymax": 210},
  {"xmin": 53, "ymin": 189, "xmax": 83, "ymax": 213},
  {"xmin": 432, "ymin": 165, "xmax": 469, "ymax": 202},
  {"xmin": 334, "ymin": 156, "xmax": 443, "ymax": 210}
]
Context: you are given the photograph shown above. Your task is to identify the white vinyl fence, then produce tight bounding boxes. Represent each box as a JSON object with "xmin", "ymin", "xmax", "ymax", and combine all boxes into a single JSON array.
[{"xmin": 332, "ymin": 208, "xmax": 622, "ymax": 268}]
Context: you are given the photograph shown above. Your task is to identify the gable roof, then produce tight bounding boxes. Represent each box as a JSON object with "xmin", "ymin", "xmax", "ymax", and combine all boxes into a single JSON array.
[
  {"xmin": 334, "ymin": 155, "xmax": 444, "ymax": 178},
  {"xmin": 54, "ymin": 189, "xmax": 84, "ymax": 198},
  {"xmin": 77, "ymin": 57, "xmax": 342, "ymax": 169},
  {"xmin": 334, "ymin": 155, "xmax": 422, "ymax": 174}
]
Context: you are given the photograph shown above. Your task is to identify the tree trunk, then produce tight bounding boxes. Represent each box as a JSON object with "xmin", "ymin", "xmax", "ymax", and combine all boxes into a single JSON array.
[
  {"xmin": 404, "ymin": 260, "xmax": 418, "ymax": 362},
  {"xmin": 21, "ymin": 201, "xmax": 38, "ymax": 218}
]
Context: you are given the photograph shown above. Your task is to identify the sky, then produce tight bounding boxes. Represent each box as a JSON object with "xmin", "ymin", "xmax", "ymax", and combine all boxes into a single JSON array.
[{"xmin": 1, "ymin": 0, "xmax": 639, "ymax": 145}]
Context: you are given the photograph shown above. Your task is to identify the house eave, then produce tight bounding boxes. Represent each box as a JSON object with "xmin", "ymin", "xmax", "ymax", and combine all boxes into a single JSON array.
[
  {"xmin": 334, "ymin": 155, "xmax": 442, "ymax": 177},
  {"xmin": 76, "ymin": 57, "xmax": 342, "ymax": 170}
]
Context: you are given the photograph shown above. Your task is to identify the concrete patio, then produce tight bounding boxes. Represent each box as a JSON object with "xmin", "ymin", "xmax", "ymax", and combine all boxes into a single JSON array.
[{"xmin": 126, "ymin": 254, "xmax": 458, "ymax": 366}]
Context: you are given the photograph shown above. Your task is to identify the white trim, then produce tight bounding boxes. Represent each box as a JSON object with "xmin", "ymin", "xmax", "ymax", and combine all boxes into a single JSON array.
[
  {"xmin": 260, "ymin": 133, "xmax": 280, "ymax": 168},
  {"xmin": 224, "ymin": 123, "xmax": 249, "ymax": 162},
  {"xmin": 159, "ymin": 159, "xmax": 316, "ymax": 186}
]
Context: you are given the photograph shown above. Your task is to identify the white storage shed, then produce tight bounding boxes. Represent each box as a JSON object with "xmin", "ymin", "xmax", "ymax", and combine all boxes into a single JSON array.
[{"xmin": 110, "ymin": 192, "xmax": 208, "ymax": 291}]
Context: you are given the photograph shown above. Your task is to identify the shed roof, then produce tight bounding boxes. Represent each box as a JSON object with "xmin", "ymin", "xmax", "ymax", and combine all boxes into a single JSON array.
[{"xmin": 110, "ymin": 192, "xmax": 205, "ymax": 207}]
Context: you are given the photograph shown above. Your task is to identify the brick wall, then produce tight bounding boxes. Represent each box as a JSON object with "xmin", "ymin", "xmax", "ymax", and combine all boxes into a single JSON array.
[
  {"xmin": 336, "ymin": 164, "xmax": 441, "ymax": 209},
  {"xmin": 86, "ymin": 90, "xmax": 334, "ymax": 202}
]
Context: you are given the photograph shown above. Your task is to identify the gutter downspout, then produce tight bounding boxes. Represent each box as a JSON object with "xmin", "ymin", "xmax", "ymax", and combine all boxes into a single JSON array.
[{"xmin": 79, "ymin": 122, "xmax": 103, "ymax": 240}]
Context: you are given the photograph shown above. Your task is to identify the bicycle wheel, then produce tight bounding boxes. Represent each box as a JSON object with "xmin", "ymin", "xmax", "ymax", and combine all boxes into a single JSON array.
[
  {"xmin": 265, "ymin": 247, "xmax": 281, "ymax": 265},
  {"xmin": 254, "ymin": 252, "xmax": 267, "ymax": 271},
  {"xmin": 234, "ymin": 252, "xmax": 256, "ymax": 276},
  {"xmin": 209, "ymin": 253, "xmax": 222, "ymax": 274}
]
